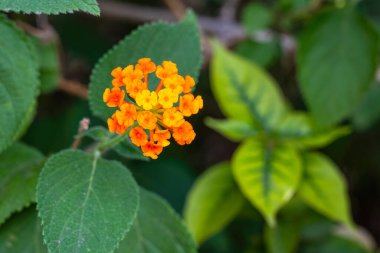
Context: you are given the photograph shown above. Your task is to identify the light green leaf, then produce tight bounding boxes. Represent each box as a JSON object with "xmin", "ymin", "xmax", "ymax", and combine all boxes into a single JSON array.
[
  {"xmin": 36, "ymin": 149, "xmax": 139, "ymax": 253},
  {"xmin": 0, "ymin": 16, "xmax": 39, "ymax": 153},
  {"xmin": 0, "ymin": 206, "xmax": 47, "ymax": 253},
  {"xmin": 232, "ymin": 138, "xmax": 302, "ymax": 225},
  {"xmin": 89, "ymin": 11, "xmax": 202, "ymax": 121},
  {"xmin": 276, "ymin": 112, "xmax": 350, "ymax": 149},
  {"xmin": 117, "ymin": 188, "xmax": 196, "ymax": 253},
  {"xmin": 184, "ymin": 162, "xmax": 245, "ymax": 244},
  {"xmin": 0, "ymin": 142, "xmax": 44, "ymax": 225},
  {"xmin": 32, "ymin": 38, "xmax": 60, "ymax": 94},
  {"xmin": 205, "ymin": 117, "xmax": 257, "ymax": 142},
  {"xmin": 299, "ymin": 152, "xmax": 352, "ymax": 227},
  {"xmin": 211, "ymin": 41, "xmax": 288, "ymax": 131},
  {"xmin": 0, "ymin": 0, "xmax": 99, "ymax": 15},
  {"xmin": 242, "ymin": 3, "xmax": 273, "ymax": 34},
  {"xmin": 297, "ymin": 8, "xmax": 379, "ymax": 126},
  {"xmin": 353, "ymin": 82, "xmax": 380, "ymax": 130}
]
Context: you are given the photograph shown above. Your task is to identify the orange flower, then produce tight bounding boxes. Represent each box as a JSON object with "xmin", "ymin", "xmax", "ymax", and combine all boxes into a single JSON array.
[
  {"xmin": 182, "ymin": 75, "xmax": 195, "ymax": 93},
  {"xmin": 141, "ymin": 141, "xmax": 163, "ymax": 159},
  {"xmin": 137, "ymin": 111, "xmax": 157, "ymax": 130},
  {"xmin": 129, "ymin": 126, "xmax": 148, "ymax": 147},
  {"xmin": 136, "ymin": 58, "xmax": 156, "ymax": 75},
  {"xmin": 172, "ymin": 121, "xmax": 196, "ymax": 145},
  {"xmin": 111, "ymin": 67, "xmax": 125, "ymax": 87},
  {"xmin": 122, "ymin": 65, "xmax": 144, "ymax": 86},
  {"xmin": 103, "ymin": 58, "xmax": 203, "ymax": 159},
  {"xmin": 153, "ymin": 129, "xmax": 171, "ymax": 147},
  {"xmin": 126, "ymin": 79, "xmax": 148, "ymax": 98},
  {"xmin": 156, "ymin": 61, "xmax": 178, "ymax": 80},
  {"xmin": 162, "ymin": 108, "xmax": 184, "ymax": 127},
  {"xmin": 103, "ymin": 87, "xmax": 125, "ymax": 107},
  {"xmin": 108, "ymin": 114, "xmax": 127, "ymax": 134},
  {"xmin": 115, "ymin": 103, "xmax": 137, "ymax": 127},
  {"xmin": 179, "ymin": 94, "xmax": 204, "ymax": 117},
  {"xmin": 163, "ymin": 75, "xmax": 184, "ymax": 94}
]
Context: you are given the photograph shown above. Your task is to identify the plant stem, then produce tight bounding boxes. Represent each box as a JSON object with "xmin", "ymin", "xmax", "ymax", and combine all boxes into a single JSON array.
[{"xmin": 97, "ymin": 130, "xmax": 130, "ymax": 152}]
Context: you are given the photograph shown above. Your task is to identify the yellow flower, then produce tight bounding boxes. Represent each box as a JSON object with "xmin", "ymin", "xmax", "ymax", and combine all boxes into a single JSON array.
[
  {"xmin": 156, "ymin": 61, "xmax": 178, "ymax": 80},
  {"xmin": 158, "ymin": 88, "xmax": 179, "ymax": 109},
  {"xmin": 163, "ymin": 74, "xmax": 184, "ymax": 94},
  {"xmin": 136, "ymin": 90, "xmax": 158, "ymax": 110},
  {"xmin": 122, "ymin": 65, "xmax": 143, "ymax": 86}
]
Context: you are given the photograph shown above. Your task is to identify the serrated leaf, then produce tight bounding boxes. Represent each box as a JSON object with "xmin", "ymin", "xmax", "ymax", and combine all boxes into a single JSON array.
[
  {"xmin": 117, "ymin": 188, "xmax": 196, "ymax": 253},
  {"xmin": 211, "ymin": 41, "xmax": 288, "ymax": 131},
  {"xmin": 0, "ymin": 0, "xmax": 99, "ymax": 15},
  {"xmin": 32, "ymin": 38, "xmax": 60, "ymax": 94},
  {"xmin": 89, "ymin": 11, "xmax": 202, "ymax": 121},
  {"xmin": 36, "ymin": 149, "xmax": 139, "ymax": 253},
  {"xmin": 205, "ymin": 117, "xmax": 257, "ymax": 142},
  {"xmin": 297, "ymin": 8, "xmax": 379, "ymax": 127},
  {"xmin": 184, "ymin": 162, "xmax": 245, "ymax": 244},
  {"xmin": 0, "ymin": 142, "xmax": 44, "ymax": 225},
  {"xmin": 0, "ymin": 206, "xmax": 47, "ymax": 253},
  {"xmin": 299, "ymin": 152, "xmax": 352, "ymax": 227},
  {"xmin": 276, "ymin": 112, "xmax": 350, "ymax": 149},
  {"xmin": 0, "ymin": 16, "xmax": 39, "ymax": 153},
  {"xmin": 353, "ymin": 82, "xmax": 380, "ymax": 130},
  {"xmin": 232, "ymin": 138, "xmax": 302, "ymax": 225}
]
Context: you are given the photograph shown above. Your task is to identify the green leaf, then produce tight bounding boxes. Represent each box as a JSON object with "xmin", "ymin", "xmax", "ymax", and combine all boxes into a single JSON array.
[
  {"xmin": 83, "ymin": 126, "xmax": 148, "ymax": 161},
  {"xmin": 36, "ymin": 149, "xmax": 139, "ymax": 253},
  {"xmin": 232, "ymin": 138, "xmax": 302, "ymax": 225},
  {"xmin": 0, "ymin": 142, "xmax": 44, "ymax": 225},
  {"xmin": 0, "ymin": 0, "xmax": 99, "ymax": 15},
  {"xmin": 117, "ymin": 188, "xmax": 196, "ymax": 253},
  {"xmin": 0, "ymin": 16, "xmax": 39, "ymax": 153},
  {"xmin": 205, "ymin": 117, "xmax": 257, "ymax": 142},
  {"xmin": 242, "ymin": 3, "xmax": 273, "ymax": 34},
  {"xmin": 184, "ymin": 162, "xmax": 245, "ymax": 244},
  {"xmin": 299, "ymin": 152, "xmax": 352, "ymax": 226},
  {"xmin": 297, "ymin": 8, "xmax": 379, "ymax": 126},
  {"xmin": 0, "ymin": 206, "xmax": 47, "ymax": 253},
  {"xmin": 32, "ymin": 38, "xmax": 60, "ymax": 94},
  {"xmin": 211, "ymin": 41, "xmax": 288, "ymax": 131},
  {"xmin": 89, "ymin": 11, "xmax": 202, "ymax": 121},
  {"xmin": 235, "ymin": 40, "xmax": 280, "ymax": 68},
  {"xmin": 299, "ymin": 235, "xmax": 371, "ymax": 253},
  {"xmin": 276, "ymin": 112, "xmax": 350, "ymax": 149},
  {"xmin": 353, "ymin": 82, "xmax": 380, "ymax": 130}
]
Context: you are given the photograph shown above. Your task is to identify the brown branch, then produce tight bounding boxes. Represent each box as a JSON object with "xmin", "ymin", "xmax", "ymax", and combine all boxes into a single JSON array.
[
  {"xmin": 162, "ymin": 0, "xmax": 187, "ymax": 19},
  {"xmin": 58, "ymin": 79, "xmax": 88, "ymax": 99}
]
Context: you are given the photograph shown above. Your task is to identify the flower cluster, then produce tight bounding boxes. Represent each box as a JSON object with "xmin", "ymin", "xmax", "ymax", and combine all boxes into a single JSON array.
[{"xmin": 103, "ymin": 58, "xmax": 203, "ymax": 159}]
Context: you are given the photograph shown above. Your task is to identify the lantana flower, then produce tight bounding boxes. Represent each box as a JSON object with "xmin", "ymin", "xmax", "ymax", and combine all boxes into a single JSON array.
[{"xmin": 103, "ymin": 58, "xmax": 203, "ymax": 159}]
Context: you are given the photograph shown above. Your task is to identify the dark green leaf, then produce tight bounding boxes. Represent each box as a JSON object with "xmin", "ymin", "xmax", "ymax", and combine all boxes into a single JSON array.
[
  {"xmin": 36, "ymin": 149, "xmax": 139, "ymax": 253},
  {"xmin": 0, "ymin": 16, "xmax": 39, "ymax": 153},
  {"xmin": 117, "ymin": 188, "xmax": 196, "ymax": 253},
  {"xmin": 0, "ymin": 206, "xmax": 47, "ymax": 253},
  {"xmin": 297, "ymin": 8, "xmax": 379, "ymax": 126},
  {"xmin": 235, "ymin": 40, "xmax": 280, "ymax": 68},
  {"xmin": 0, "ymin": 142, "xmax": 44, "ymax": 225},
  {"xmin": 0, "ymin": 0, "xmax": 100, "ymax": 15},
  {"xmin": 353, "ymin": 82, "xmax": 380, "ymax": 130},
  {"xmin": 242, "ymin": 3, "xmax": 273, "ymax": 34}
]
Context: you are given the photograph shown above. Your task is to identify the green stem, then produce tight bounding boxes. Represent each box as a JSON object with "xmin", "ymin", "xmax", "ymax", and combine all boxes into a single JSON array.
[{"xmin": 97, "ymin": 130, "xmax": 130, "ymax": 152}]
